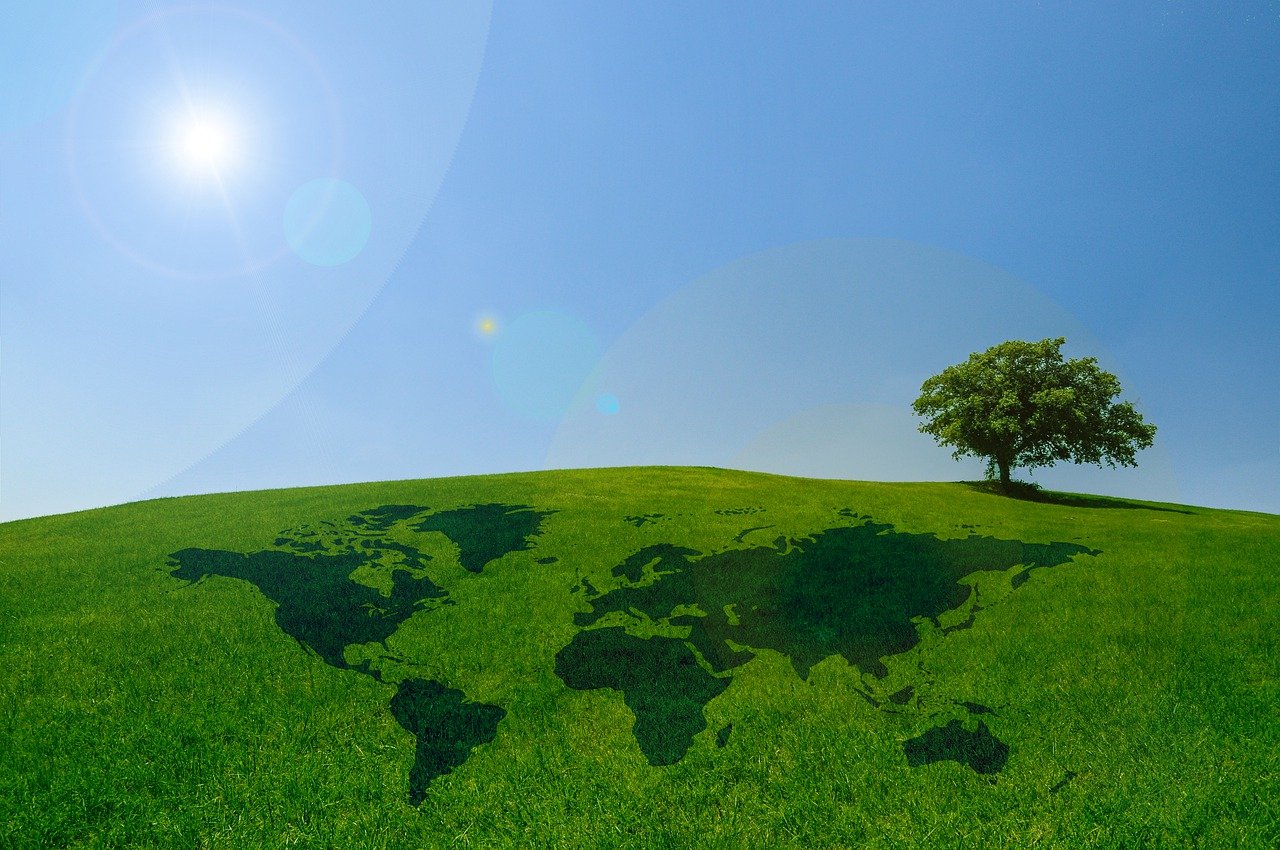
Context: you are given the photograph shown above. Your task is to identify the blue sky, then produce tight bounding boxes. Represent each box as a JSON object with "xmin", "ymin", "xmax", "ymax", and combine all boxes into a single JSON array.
[{"xmin": 2, "ymin": 1, "xmax": 1277, "ymax": 521}]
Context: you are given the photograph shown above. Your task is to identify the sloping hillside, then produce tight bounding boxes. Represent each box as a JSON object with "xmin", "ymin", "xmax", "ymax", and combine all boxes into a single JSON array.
[{"xmin": 2, "ymin": 467, "xmax": 1276, "ymax": 848}]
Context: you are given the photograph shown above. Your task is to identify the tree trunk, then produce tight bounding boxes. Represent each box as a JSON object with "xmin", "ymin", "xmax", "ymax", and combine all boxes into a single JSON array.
[{"xmin": 997, "ymin": 458, "xmax": 1012, "ymax": 491}]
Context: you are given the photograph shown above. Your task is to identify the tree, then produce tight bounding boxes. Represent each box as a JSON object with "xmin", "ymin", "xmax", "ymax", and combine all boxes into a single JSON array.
[{"xmin": 912, "ymin": 337, "xmax": 1156, "ymax": 490}]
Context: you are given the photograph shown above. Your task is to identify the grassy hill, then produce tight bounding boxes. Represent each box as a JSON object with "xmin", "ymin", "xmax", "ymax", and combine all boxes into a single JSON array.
[{"xmin": 1, "ymin": 466, "xmax": 1276, "ymax": 848}]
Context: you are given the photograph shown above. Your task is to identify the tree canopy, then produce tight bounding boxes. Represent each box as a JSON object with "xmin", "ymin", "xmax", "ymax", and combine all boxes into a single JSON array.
[{"xmin": 912, "ymin": 337, "xmax": 1157, "ymax": 489}]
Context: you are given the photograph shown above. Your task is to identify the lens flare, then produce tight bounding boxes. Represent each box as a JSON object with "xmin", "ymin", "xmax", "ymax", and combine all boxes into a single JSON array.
[{"xmin": 172, "ymin": 110, "xmax": 236, "ymax": 175}]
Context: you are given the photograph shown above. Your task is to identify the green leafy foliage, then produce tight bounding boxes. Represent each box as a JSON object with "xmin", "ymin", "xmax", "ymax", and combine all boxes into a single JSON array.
[{"xmin": 913, "ymin": 337, "xmax": 1157, "ymax": 487}]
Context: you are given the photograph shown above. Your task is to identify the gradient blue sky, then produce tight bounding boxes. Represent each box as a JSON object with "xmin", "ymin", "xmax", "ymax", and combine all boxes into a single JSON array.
[{"xmin": 2, "ymin": 1, "xmax": 1277, "ymax": 522}]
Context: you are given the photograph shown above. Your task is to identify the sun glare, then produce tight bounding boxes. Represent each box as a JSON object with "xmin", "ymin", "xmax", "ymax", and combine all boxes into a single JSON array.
[{"xmin": 172, "ymin": 110, "xmax": 236, "ymax": 175}]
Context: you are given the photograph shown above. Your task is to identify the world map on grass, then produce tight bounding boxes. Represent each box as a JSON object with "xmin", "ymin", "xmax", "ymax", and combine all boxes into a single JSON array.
[{"xmin": 168, "ymin": 503, "xmax": 1098, "ymax": 805}]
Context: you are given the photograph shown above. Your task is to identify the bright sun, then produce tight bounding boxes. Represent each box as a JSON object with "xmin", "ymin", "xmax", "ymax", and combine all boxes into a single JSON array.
[{"xmin": 173, "ymin": 110, "xmax": 236, "ymax": 175}]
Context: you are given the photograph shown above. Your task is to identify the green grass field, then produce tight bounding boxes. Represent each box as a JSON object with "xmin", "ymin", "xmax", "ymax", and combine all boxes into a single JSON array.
[{"xmin": 1, "ymin": 466, "xmax": 1276, "ymax": 848}]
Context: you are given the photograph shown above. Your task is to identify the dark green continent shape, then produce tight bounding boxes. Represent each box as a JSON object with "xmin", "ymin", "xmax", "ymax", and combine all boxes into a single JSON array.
[
  {"xmin": 412, "ymin": 503, "xmax": 554, "ymax": 573},
  {"xmin": 554, "ymin": 627, "xmax": 729, "ymax": 766},
  {"xmin": 903, "ymin": 718, "xmax": 1009, "ymax": 774},
  {"xmin": 168, "ymin": 502, "xmax": 552, "ymax": 803},
  {"xmin": 168, "ymin": 546, "xmax": 446, "ymax": 668},
  {"xmin": 169, "ymin": 502, "xmax": 554, "ymax": 666},
  {"xmin": 389, "ymin": 678, "xmax": 506, "ymax": 805},
  {"xmin": 348, "ymin": 504, "xmax": 436, "ymax": 532},
  {"xmin": 562, "ymin": 518, "xmax": 1097, "ymax": 767},
  {"xmin": 578, "ymin": 521, "xmax": 1097, "ymax": 680}
]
